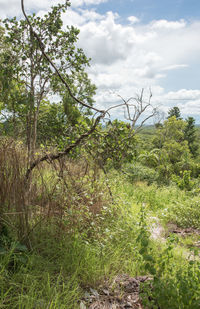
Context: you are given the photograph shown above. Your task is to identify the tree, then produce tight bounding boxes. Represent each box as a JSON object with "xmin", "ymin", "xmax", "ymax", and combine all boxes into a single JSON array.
[
  {"xmin": 117, "ymin": 88, "xmax": 157, "ymax": 133},
  {"xmin": 152, "ymin": 116, "xmax": 192, "ymax": 179},
  {"xmin": 1, "ymin": 1, "xmax": 159, "ymax": 179},
  {"xmin": 153, "ymin": 116, "xmax": 186, "ymax": 148},
  {"xmin": 1, "ymin": 1, "xmax": 95, "ymax": 163},
  {"xmin": 61, "ymin": 71, "xmax": 97, "ymax": 126},
  {"xmin": 167, "ymin": 106, "xmax": 181, "ymax": 119},
  {"xmin": 184, "ymin": 117, "xmax": 198, "ymax": 157}
]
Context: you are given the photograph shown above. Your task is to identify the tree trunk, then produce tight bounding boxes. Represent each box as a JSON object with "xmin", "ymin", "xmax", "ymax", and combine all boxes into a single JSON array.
[{"xmin": 27, "ymin": 29, "xmax": 35, "ymax": 165}]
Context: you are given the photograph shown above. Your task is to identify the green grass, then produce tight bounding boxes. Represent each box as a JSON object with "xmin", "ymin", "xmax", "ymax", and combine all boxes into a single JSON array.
[
  {"xmin": 1, "ymin": 170, "xmax": 200, "ymax": 308},
  {"xmin": 116, "ymin": 175, "xmax": 200, "ymax": 229},
  {"xmin": 0, "ymin": 195, "xmax": 142, "ymax": 308}
]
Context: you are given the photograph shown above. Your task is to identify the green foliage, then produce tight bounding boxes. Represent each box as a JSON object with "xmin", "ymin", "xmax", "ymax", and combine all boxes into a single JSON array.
[
  {"xmin": 163, "ymin": 198, "xmax": 200, "ymax": 229},
  {"xmin": 62, "ymin": 71, "xmax": 97, "ymax": 124},
  {"xmin": 36, "ymin": 100, "xmax": 91, "ymax": 148},
  {"xmin": 123, "ymin": 162, "xmax": 159, "ymax": 185},
  {"xmin": 167, "ymin": 106, "xmax": 181, "ymax": 119},
  {"xmin": 137, "ymin": 204, "xmax": 156, "ymax": 275},
  {"xmin": 139, "ymin": 149, "xmax": 159, "ymax": 167},
  {"xmin": 153, "ymin": 116, "xmax": 187, "ymax": 148},
  {"xmin": 0, "ymin": 3, "xmax": 96, "ymax": 153},
  {"xmin": 1, "ymin": 3, "xmax": 200, "ymax": 308},
  {"xmin": 150, "ymin": 116, "xmax": 194, "ymax": 181},
  {"xmin": 37, "ymin": 101, "xmax": 67, "ymax": 145},
  {"xmin": 0, "ymin": 172, "xmax": 143, "ymax": 308},
  {"xmin": 190, "ymin": 161, "xmax": 200, "ymax": 178},
  {"xmin": 184, "ymin": 117, "xmax": 199, "ymax": 157},
  {"xmin": 142, "ymin": 237, "xmax": 200, "ymax": 309},
  {"xmin": 133, "ymin": 201, "xmax": 200, "ymax": 309},
  {"xmin": 87, "ymin": 120, "xmax": 138, "ymax": 169},
  {"xmin": 129, "ymin": 180, "xmax": 200, "ymax": 229},
  {"xmin": 172, "ymin": 170, "xmax": 196, "ymax": 191},
  {"xmin": 0, "ymin": 225, "xmax": 28, "ymax": 272},
  {"xmin": 0, "ymin": 145, "xmax": 200, "ymax": 308}
]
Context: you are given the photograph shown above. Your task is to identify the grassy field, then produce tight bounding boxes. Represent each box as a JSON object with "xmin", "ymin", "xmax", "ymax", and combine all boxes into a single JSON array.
[{"xmin": 1, "ymin": 160, "xmax": 200, "ymax": 308}]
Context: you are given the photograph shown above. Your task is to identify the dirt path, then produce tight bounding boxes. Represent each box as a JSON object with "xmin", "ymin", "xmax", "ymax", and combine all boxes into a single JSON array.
[
  {"xmin": 80, "ymin": 275, "xmax": 151, "ymax": 309},
  {"xmin": 149, "ymin": 216, "xmax": 200, "ymax": 259},
  {"xmin": 80, "ymin": 217, "xmax": 199, "ymax": 308},
  {"xmin": 149, "ymin": 217, "xmax": 165, "ymax": 242}
]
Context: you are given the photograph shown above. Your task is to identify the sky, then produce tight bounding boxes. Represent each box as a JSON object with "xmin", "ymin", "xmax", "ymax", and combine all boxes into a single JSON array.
[{"xmin": 1, "ymin": 0, "xmax": 200, "ymax": 123}]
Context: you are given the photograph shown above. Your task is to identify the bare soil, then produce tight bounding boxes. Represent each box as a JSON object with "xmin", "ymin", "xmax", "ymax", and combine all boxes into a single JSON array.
[{"xmin": 80, "ymin": 275, "xmax": 152, "ymax": 309}]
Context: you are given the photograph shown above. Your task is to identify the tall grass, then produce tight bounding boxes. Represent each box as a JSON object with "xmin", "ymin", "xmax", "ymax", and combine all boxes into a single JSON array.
[
  {"xmin": 0, "ymin": 138, "xmax": 28, "ymax": 240},
  {"xmin": 0, "ymin": 138, "xmax": 199, "ymax": 308},
  {"xmin": 0, "ymin": 138, "xmax": 111, "ymax": 244}
]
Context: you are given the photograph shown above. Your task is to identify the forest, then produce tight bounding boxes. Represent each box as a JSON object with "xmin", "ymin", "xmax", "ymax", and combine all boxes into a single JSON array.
[{"xmin": 0, "ymin": 1, "xmax": 200, "ymax": 308}]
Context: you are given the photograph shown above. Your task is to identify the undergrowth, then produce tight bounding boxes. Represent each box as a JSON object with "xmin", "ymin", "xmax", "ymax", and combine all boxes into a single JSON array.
[{"xmin": 0, "ymin": 139, "xmax": 200, "ymax": 308}]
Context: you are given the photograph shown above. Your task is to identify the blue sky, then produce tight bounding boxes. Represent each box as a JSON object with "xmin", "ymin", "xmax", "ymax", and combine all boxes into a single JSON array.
[
  {"xmin": 96, "ymin": 0, "xmax": 200, "ymax": 22},
  {"xmin": 1, "ymin": 0, "xmax": 200, "ymax": 123},
  {"xmin": 95, "ymin": 0, "xmax": 200, "ymax": 93}
]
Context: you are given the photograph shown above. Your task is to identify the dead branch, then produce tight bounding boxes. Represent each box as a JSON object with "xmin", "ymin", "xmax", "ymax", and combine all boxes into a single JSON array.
[
  {"xmin": 25, "ymin": 114, "xmax": 104, "ymax": 179},
  {"xmin": 120, "ymin": 89, "xmax": 157, "ymax": 132},
  {"xmin": 105, "ymin": 89, "xmax": 157, "ymax": 136}
]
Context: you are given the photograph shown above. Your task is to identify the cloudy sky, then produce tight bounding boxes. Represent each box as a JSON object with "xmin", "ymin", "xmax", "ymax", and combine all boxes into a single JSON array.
[{"xmin": 1, "ymin": 0, "xmax": 200, "ymax": 123}]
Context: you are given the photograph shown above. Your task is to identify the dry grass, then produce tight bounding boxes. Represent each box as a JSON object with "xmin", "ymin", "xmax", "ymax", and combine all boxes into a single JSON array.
[
  {"xmin": 0, "ymin": 138, "xmax": 28, "ymax": 239},
  {"xmin": 0, "ymin": 138, "xmax": 110, "ymax": 244}
]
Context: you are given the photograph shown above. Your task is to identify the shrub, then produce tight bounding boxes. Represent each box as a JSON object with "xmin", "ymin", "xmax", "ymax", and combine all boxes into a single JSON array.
[
  {"xmin": 123, "ymin": 162, "xmax": 159, "ymax": 185},
  {"xmin": 142, "ymin": 238, "xmax": 200, "ymax": 309},
  {"xmin": 163, "ymin": 198, "xmax": 200, "ymax": 229},
  {"xmin": 172, "ymin": 170, "xmax": 196, "ymax": 191}
]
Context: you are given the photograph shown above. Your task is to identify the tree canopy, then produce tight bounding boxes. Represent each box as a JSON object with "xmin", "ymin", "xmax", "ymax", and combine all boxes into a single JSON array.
[
  {"xmin": 167, "ymin": 106, "xmax": 181, "ymax": 119},
  {"xmin": 0, "ymin": 2, "xmax": 96, "ymax": 163}
]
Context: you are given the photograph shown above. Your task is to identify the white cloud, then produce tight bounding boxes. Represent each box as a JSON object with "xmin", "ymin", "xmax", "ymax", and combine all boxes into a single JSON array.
[
  {"xmin": 78, "ymin": 9, "xmax": 104, "ymax": 21},
  {"xmin": 151, "ymin": 19, "xmax": 186, "ymax": 30},
  {"xmin": 77, "ymin": 11, "xmax": 134, "ymax": 64},
  {"xmin": 1, "ymin": 0, "xmax": 200, "ymax": 120},
  {"xmin": 71, "ymin": 0, "xmax": 108, "ymax": 8},
  {"xmin": 0, "ymin": 0, "xmax": 67, "ymax": 19},
  {"xmin": 153, "ymin": 89, "xmax": 200, "ymax": 118},
  {"xmin": 166, "ymin": 89, "xmax": 200, "ymax": 100},
  {"xmin": 180, "ymin": 100, "xmax": 200, "ymax": 115},
  {"xmin": 0, "ymin": 0, "xmax": 106, "ymax": 19},
  {"xmin": 127, "ymin": 16, "xmax": 140, "ymax": 24},
  {"xmin": 74, "ymin": 13, "xmax": 200, "ymax": 117},
  {"xmin": 61, "ymin": 8, "xmax": 86, "ymax": 26},
  {"xmin": 161, "ymin": 64, "xmax": 189, "ymax": 71}
]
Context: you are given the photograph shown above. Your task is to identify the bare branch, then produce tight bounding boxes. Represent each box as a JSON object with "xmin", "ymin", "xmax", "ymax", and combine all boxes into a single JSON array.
[
  {"xmin": 25, "ymin": 113, "xmax": 104, "ymax": 179},
  {"xmin": 134, "ymin": 109, "xmax": 157, "ymax": 134},
  {"xmin": 123, "ymin": 89, "xmax": 155, "ymax": 129},
  {"xmin": 105, "ymin": 102, "xmax": 127, "ymax": 113}
]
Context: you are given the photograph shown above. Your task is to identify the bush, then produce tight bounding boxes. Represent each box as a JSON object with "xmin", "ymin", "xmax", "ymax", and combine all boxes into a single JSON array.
[
  {"xmin": 172, "ymin": 170, "xmax": 196, "ymax": 191},
  {"xmin": 163, "ymin": 198, "xmax": 200, "ymax": 229},
  {"xmin": 142, "ymin": 238, "xmax": 200, "ymax": 309},
  {"xmin": 123, "ymin": 162, "xmax": 159, "ymax": 185}
]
